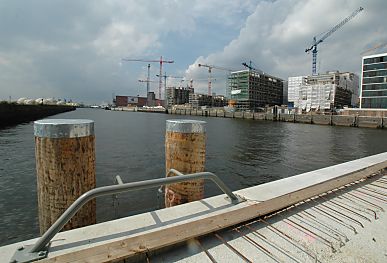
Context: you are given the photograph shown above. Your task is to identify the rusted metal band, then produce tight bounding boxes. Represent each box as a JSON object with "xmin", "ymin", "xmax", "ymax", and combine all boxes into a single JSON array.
[
  {"xmin": 166, "ymin": 119, "xmax": 206, "ymax": 133},
  {"xmin": 34, "ymin": 119, "xmax": 94, "ymax": 138}
]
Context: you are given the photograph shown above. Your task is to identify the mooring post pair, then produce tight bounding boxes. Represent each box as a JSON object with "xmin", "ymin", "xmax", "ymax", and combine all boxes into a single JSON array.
[
  {"xmin": 34, "ymin": 118, "xmax": 227, "ymax": 233},
  {"xmin": 10, "ymin": 118, "xmax": 239, "ymax": 262}
]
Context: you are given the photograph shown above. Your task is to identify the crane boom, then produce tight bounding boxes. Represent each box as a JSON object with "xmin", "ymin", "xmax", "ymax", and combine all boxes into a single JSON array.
[
  {"xmin": 121, "ymin": 56, "xmax": 174, "ymax": 102},
  {"xmin": 198, "ymin": 64, "xmax": 235, "ymax": 95},
  {"xmin": 242, "ymin": 61, "xmax": 264, "ymax": 74},
  {"xmin": 305, "ymin": 7, "xmax": 363, "ymax": 75},
  {"xmin": 156, "ymin": 73, "xmax": 184, "ymax": 91}
]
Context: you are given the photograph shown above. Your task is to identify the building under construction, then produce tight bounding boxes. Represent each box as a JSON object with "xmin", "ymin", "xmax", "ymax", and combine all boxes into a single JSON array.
[
  {"xmin": 189, "ymin": 93, "xmax": 228, "ymax": 109},
  {"xmin": 114, "ymin": 94, "xmax": 163, "ymax": 107},
  {"xmin": 228, "ymin": 70, "xmax": 283, "ymax": 111},
  {"xmin": 165, "ymin": 87, "xmax": 194, "ymax": 108},
  {"xmin": 288, "ymin": 71, "xmax": 359, "ymax": 112}
]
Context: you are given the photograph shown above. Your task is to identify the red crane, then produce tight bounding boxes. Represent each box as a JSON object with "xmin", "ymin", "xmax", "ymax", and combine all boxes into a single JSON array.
[
  {"xmin": 122, "ymin": 56, "xmax": 174, "ymax": 101},
  {"xmin": 198, "ymin": 64, "xmax": 235, "ymax": 96}
]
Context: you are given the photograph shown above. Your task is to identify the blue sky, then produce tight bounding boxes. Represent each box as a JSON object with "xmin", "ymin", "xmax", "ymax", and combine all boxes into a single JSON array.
[{"xmin": 0, "ymin": 0, "xmax": 386, "ymax": 104}]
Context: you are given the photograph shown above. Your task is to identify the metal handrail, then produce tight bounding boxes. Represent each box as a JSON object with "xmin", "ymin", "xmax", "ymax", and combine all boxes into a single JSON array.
[{"xmin": 29, "ymin": 170, "xmax": 239, "ymax": 254}]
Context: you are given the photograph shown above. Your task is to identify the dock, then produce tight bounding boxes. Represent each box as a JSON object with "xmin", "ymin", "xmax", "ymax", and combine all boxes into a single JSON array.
[
  {"xmin": 169, "ymin": 109, "xmax": 387, "ymax": 129},
  {"xmin": 1, "ymin": 152, "xmax": 386, "ymax": 262}
]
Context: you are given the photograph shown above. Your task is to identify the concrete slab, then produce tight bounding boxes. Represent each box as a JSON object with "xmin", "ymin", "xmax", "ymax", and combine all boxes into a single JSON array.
[
  {"xmin": 234, "ymin": 112, "xmax": 243, "ymax": 119},
  {"xmin": 244, "ymin": 112, "xmax": 253, "ymax": 119},
  {"xmin": 295, "ymin": 114, "xmax": 312, "ymax": 124},
  {"xmin": 312, "ymin": 115, "xmax": 331, "ymax": 125},
  {"xmin": 357, "ymin": 116, "xmax": 383, "ymax": 128},
  {"xmin": 332, "ymin": 115, "xmax": 355, "ymax": 127},
  {"xmin": 225, "ymin": 112, "xmax": 234, "ymax": 118},
  {"xmin": 253, "ymin": 113, "xmax": 265, "ymax": 120}
]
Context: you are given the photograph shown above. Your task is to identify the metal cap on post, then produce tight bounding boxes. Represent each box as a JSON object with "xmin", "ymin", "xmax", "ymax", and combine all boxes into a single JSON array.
[
  {"xmin": 34, "ymin": 119, "xmax": 96, "ymax": 234},
  {"xmin": 165, "ymin": 119, "xmax": 206, "ymax": 207}
]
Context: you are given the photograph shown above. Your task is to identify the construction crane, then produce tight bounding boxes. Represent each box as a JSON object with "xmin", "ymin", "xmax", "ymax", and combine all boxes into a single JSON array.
[
  {"xmin": 305, "ymin": 7, "xmax": 364, "ymax": 75},
  {"xmin": 360, "ymin": 42, "xmax": 387, "ymax": 56},
  {"xmin": 156, "ymin": 73, "xmax": 184, "ymax": 92},
  {"xmin": 121, "ymin": 56, "xmax": 174, "ymax": 100},
  {"xmin": 242, "ymin": 61, "xmax": 264, "ymax": 74},
  {"xmin": 188, "ymin": 78, "xmax": 216, "ymax": 90},
  {"xmin": 138, "ymin": 79, "xmax": 158, "ymax": 83},
  {"xmin": 198, "ymin": 64, "xmax": 235, "ymax": 96}
]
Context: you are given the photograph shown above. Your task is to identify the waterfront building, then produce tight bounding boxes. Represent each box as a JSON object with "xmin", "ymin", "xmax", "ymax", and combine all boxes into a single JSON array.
[
  {"xmin": 188, "ymin": 93, "xmax": 227, "ymax": 109},
  {"xmin": 288, "ymin": 76, "xmax": 307, "ymax": 108},
  {"xmin": 212, "ymin": 95, "xmax": 228, "ymax": 107},
  {"xmin": 228, "ymin": 69, "xmax": 283, "ymax": 111},
  {"xmin": 288, "ymin": 71, "xmax": 359, "ymax": 112},
  {"xmin": 360, "ymin": 52, "xmax": 387, "ymax": 109},
  {"xmin": 166, "ymin": 87, "xmax": 194, "ymax": 108},
  {"xmin": 114, "ymin": 94, "xmax": 163, "ymax": 107},
  {"xmin": 282, "ymin": 80, "xmax": 288, "ymax": 105}
]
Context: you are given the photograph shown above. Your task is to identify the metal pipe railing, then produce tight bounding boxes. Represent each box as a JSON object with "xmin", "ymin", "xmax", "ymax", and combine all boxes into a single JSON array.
[{"xmin": 29, "ymin": 170, "xmax": 239, "ymax": 253}]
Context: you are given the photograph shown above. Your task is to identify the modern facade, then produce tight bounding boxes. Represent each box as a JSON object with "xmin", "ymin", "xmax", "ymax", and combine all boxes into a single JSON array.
[
  {"xmin": 360, "ymin": 52, "xmax": 387, "ymax": 109},
  {"xmin": 288, "ymin": 71, "xmax": 359, "ymax": 112},
  {"xmin": 228, "ymin": 70, "xmax": 283, "ymax": 111}
]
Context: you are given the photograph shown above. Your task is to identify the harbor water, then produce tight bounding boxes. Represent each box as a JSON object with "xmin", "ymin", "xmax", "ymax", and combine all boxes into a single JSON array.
[{"xmin": 0, "ymin": 108, "xmax": 386, "ymax": 246}]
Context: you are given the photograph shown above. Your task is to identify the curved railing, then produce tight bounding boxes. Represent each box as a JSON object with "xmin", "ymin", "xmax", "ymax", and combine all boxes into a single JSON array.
[{"xmin": 24, "ymin": 169, "xmax": 239, "ymax": 259}]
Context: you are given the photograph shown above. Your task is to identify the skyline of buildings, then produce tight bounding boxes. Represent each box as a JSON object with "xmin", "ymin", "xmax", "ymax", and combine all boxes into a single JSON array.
[{"xmin": 113, "ymin": 52, "xmax": 387, "ymax": 111}]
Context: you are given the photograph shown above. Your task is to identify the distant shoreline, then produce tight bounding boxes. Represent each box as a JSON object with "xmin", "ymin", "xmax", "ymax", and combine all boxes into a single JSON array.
[{"xmin": 0, "ymin": 103, "xmax": 76, "ymax": 128}]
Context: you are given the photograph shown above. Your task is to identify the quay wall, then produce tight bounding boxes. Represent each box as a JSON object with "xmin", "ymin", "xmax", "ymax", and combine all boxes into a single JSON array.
[
  {"xmin": 169, "ymin": 109, "xmax": 386, "ymax": 129},
  {"xmin": 0, "ymin": 103, "xmax": 75, "ymax": 128}
]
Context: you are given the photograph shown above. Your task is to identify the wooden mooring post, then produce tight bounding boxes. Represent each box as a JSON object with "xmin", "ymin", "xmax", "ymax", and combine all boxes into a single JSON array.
[
  {"xmin": 165, "ymin": 119, "xmax": 206, "ymax": 207},
  {"xmin": 34, "ymin": 119, "xmax": 96, "ymax": 234}
]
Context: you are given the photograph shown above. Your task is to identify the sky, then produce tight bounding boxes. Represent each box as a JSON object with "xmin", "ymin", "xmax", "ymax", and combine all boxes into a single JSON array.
[{"xmin": 0, "ymin": 0, "xmax": 386, "ymax": 104}]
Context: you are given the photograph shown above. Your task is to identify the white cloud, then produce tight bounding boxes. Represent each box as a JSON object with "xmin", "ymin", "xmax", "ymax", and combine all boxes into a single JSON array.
[
  {"xmin": 93, "ymin": 22, "xmax": 160, "ymax": 56},
  {"xmin": 185, "ymin": 0, "xmax": 387, "ymax": 95},
  {"xmin": 0, "ymin": 0, "xmax": 386, "ymax": 102}
]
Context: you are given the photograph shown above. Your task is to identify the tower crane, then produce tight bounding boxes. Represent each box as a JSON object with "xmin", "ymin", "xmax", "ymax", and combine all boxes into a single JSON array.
[
  {"xmin": 137, "ymin": 78, "xmax": 158, "ymax": 106},
  {"xmin": 188, "ymin": 78, "xmax": 216, "ymax": 90},
  {"xmin": 138, "ymin": 79, "xmax": 158, "ymax": 83},
  {"xmin": 198, "ymin": 64, "xmax": 235, "ymax": 96},
  {"xmin": 156, "ymin": 73, "xmax": 184, "ymax": 92},
  {"xmin": 242, "ymin": 61, "xmax": 264, "ymax": 74},
  {"xmin": 121, "ymin": 56, "xmax": 174, "ymax": 100},
  {"xmin": 305, "ymin": 7, "xmax": 363, "ymax": 75}
]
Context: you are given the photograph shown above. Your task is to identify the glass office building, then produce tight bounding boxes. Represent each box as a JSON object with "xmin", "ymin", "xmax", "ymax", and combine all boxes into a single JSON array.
[{"xmin": 360, "ymin": 52, "xmax": 387, "ymax": 108}]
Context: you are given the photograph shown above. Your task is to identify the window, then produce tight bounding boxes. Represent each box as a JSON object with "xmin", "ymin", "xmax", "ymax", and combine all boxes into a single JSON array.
[{"xmin": 363, "ymin": 63, "xmax": 387, "ymax": 71}]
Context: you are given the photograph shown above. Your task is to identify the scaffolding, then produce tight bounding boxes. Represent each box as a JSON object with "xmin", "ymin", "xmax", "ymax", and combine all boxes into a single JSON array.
[{"xmin": 292, "ymin": 71, "xmax": 358, "ymax": 112}]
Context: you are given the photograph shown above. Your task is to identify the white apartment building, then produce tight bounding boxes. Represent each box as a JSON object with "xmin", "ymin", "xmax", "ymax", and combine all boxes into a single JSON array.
[
  {"xmin": 288, "ymin": 71, "xmax": 359, "ymax": 112},
  {"xmin": 288, "ymin": 76, "xmax": 307, "ymax": 108}
]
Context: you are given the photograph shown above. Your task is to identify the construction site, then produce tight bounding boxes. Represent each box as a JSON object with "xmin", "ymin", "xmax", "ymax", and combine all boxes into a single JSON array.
[
  {"xmin": 288, "ymin": 72, "xmax": 359, "ymax": 113},
  {"xmin": 228, "ymin": 69, "xmax": 284, "ymax": 111},
  {"xmin": 115, "ymin": 6, "xmax": 387, "ymax": 115}
]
